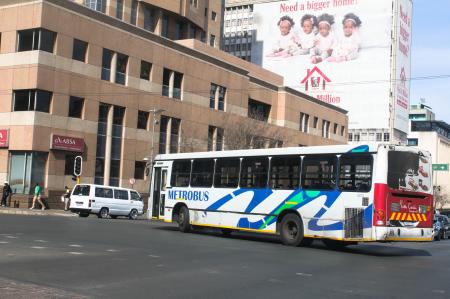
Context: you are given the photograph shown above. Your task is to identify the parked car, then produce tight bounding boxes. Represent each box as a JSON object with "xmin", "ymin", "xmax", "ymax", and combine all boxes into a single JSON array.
[
  {"xmin": 69, "ymin": 184, "xmax": 144, "ymax": 220},
  {"xmin": 436, "ymin": 214, "xmax": 450, "ymax": 239},
  {"xmin": 433, "ymin": 216, "xmax": 444, "ymax": 241}
]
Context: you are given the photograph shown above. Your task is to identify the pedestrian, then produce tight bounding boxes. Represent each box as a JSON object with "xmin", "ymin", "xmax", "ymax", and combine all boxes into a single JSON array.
[
  {"xmin": 1, "ymin": 181, "xmax": 12, "ymax": 207},
  {"xmin": 63, "ymin": 185, "xmax": 71, "ymax": 211},
  {"xmin": 30, "ymin": 183, "xmax": 46, "ymax": 210}
]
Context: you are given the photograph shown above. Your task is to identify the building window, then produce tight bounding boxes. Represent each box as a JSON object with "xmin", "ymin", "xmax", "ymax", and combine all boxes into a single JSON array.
[
  {"xmin": 341, "ymin": 126, "xmax": 345, "ymax": 136},
  {"xmin": 211, "ymin": 11, "xmax": 217, "ymax": 21},
  {"xmin": 299, "ymin": 112, "xmax": 309, "ymax": 133},
  {"xmin": 130, "ymin": 0, "xmax": 138, "ymax": 25},
  {"xmin": 208, "ymin": 126, "xmax": 224, "ymax": 151},
  {"xmin": 170, "ymin": 118, "xmax": 181, "ymax": 153},
  {"xmin": 383, "ymin": 133, "xmax": 390, "ymax": 142},
  {"xmin": 140, "ymin": 61, "xmax": 152, "ymax": 81},
  {"xmin": 72, "ymin": 39, "xmax": 88, "ymax": 62},
  {"xmin": 190, "ymin": 0, "xmax": 198, "ymax": 8},
  {"xmin": 375, "ymin": 133, "xmax": 382, "ymax": 142},
  {"xmin": 13, "ymin": 89, "xmax": 52, "ymax": 113},
  {"xmin": 134, "ymin": 161, "xmax": 146, "ymax": 179},
  {"xmin": 333, "ymin": 123, "xmax": 338, "ymax": 135},
  {"xmin": 161, "ymin": 15, "xmax": 169, "ymax": 38},
  {"xmin": 8, "ymin": 152, "xmax": 47, "ymax": 194},
  {"xmin": 348, "ymin": 133, "xmax": 353, "ymax": 142},
  {"xmin": 322, "ymin": 120, "xmax": 330, "ymax": 138},
  {"xmin": 354, "ymin": 133, "xmax": 360, "ymax": 142},
  {"xmin": 101, "ymin": 48, "xmax": 113, "ymax": 81},
  {"xmin": 209, "ymin": 34, "xmax": 216, "ymax": 47},
  {"xmin": 210, "ymin": 84, "xmax": 226, "ymax": 111},
  {"xmin": 159, "ymin": 116, "xmax": 181, "ymax": 154},
  {"xmin": 17, "ymin": 28, "xmax": 56, "ymax": 53},
  {"xmin": 116, "ymin": 0, "xmax": 124, "ymax": 19},
  {"xmin": 189, "ymin": 25, "xmax": 197, "ymax": 39},
  {"xmin": 68, "ymin": 96, "xmax": 84, "ymax": 118},
  {"xmin": 143, "ymin": 5, "xmax": 155, "ymax": 31},
  {"xmin": 313, "ymin": 117, "xmax": 318, "ymax": 129},
  {"xmin": 115, "ymin": 53, "xmax": 128, "ymax": 85},
  {"xmin": 162, "ymin": 68, "xmax": 183, "ymax": 100},
  {"xmin": 175, "ymin": 21, "xmax": 184, "ymax": 40},
  {"xmin": 85, "ymin": 0, "xmax": 106, "ymax": 13},
  {"xmin": 137, "ymin": 110, "xmax": 149, "ymax": 130},
  {"xmin": 248, "ymin": 99, "xmax": 270, "ymax": 122},
  {"xmin": 407, "ymin": 138, "xmax": 418, "ymax": 146}
]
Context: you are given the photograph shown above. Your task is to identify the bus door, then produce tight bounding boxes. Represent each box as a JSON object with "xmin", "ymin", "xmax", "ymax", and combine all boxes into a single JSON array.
[{"xmin": 152, "ymin": 167, "xmax": 168, "ymax": 219}]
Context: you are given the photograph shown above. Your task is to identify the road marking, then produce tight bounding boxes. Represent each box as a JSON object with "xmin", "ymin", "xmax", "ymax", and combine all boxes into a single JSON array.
[
  {"xmin": 69, "ymin": 244, "xmax": 83, "ymax": 248},
  {"xmin": 67, "ymin": 251, "xmax": 84, "ymax": 255},
  {"xmin": 4, "ymin": 236, "xmax": 18, "ymax": 239},
  {"xmin": 296, "ymin": 272, "xmax": 313, "ymax": 277},
  {"xmin": 34, "ymin": 240, "xmax": 48, "ymax": 243},
  {"xmin": 432, "ymin": 290, "xmax": 446, "ymax": 294},
  {"xmin": 106, "ymin": 249, "xmax": 119, "ymax": 252},
  {"xmin": 148, "ymin": 254, "xmax": 160, "ymax": 258},
  {"xmin": 30, "ymin": 246, "xmax": 47, "ymax": 249},
  {"xmin": 0, "ymin": 241, "xmax": 9, "ymax": 244}
]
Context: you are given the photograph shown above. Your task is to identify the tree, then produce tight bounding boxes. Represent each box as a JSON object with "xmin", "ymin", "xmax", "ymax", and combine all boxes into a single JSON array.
[{"xmin": 434, "ymin": 186, "xmax": 450, "ymax": 211}]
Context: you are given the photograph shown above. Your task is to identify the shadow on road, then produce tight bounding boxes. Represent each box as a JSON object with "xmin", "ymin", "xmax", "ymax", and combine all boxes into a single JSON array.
[{"xmin": 154, "ymin": 225, "xmax": 432, "ymax": 257}]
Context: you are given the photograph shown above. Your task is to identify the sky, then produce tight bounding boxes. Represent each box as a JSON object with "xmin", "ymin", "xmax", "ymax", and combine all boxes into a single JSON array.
[{"xmin": 410, "ymin": 0, "xmax": 450, "ymax": 122}]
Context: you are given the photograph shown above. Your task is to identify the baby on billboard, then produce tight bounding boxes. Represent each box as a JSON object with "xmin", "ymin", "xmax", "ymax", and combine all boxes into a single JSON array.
[{"xmin": 266, "ymin": 12, "xmax": 362, "ymax": 64}]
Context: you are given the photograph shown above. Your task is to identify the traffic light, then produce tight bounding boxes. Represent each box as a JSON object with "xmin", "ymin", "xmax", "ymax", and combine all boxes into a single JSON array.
[{"xmin": 73, "ymin": 156, "xmax": 83, "ymax": 177}]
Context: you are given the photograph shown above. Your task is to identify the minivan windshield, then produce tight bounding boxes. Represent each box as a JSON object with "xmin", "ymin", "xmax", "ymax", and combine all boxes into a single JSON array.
[
  {"xmin": 387, "ymin": 151, "xmax": 431, "ymax": 193},
  {"xmin": 72, "ymin": 185, "xmax": 90, "ymax": 196}
]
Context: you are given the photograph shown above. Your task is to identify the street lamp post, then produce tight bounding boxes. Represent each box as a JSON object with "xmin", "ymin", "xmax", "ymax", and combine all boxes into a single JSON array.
[{"xmin": 145, "ymin": 108, "xmax": 165, "ymax": 219}]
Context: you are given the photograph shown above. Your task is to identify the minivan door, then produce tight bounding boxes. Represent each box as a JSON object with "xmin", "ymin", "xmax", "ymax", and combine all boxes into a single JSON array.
[{"xmin": 151, "ymin": 167, "xmax": 168, "ymax": 219}]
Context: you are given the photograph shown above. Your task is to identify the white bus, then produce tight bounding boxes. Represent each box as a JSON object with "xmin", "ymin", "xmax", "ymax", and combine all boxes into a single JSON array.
[{"xmin": 149, "ymin": 144, "xmax": 434, "ymax": 248}]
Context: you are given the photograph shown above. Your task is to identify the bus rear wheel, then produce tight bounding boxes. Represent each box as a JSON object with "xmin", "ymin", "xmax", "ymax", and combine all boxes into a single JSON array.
[
  {"xmin": 280, "ymin": 213, "xmax": 304, "ymax": 247},
  {"xmin": 178, "ymin": 206, "xmax": 191, "ymax": 233}
]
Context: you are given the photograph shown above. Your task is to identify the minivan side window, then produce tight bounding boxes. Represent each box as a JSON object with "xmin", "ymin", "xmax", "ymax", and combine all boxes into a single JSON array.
[
  {"xmin": 95, "ymin": 187, "xmax": 113, "ymax": 198},
  {"xmin": 130, "ymin": 191, "xmax": 141, "ymax": 201},
  {"xmin": 114, "ymin": 189, "xmax": 129, "ymax": 200},
  {"xmin": 72, "ymin": 185, "xmax": 90, "ymax": 196}
]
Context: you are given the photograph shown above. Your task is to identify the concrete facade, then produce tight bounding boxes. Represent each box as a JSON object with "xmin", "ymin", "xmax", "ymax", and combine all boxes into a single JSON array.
[{"xmin": 0, "ymin": 0, "xmax": 347, "ymax": 209}]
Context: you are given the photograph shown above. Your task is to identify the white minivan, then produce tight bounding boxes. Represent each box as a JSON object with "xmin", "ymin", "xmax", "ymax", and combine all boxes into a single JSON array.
[{"xmin": 69, "ymin": 184, "xmax": 144, "ymax": 220}]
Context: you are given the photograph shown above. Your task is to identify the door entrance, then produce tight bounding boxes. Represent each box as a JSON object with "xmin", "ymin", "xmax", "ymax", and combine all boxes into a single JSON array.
[{"xmin": 152, "ymin": 167, "xmax": 168, "ymax": 219}]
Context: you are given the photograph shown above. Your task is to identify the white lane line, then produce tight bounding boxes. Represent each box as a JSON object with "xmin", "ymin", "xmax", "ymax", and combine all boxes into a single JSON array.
[
  {"xmin": 69, "ymin": 244, "xmax": 83, "ymax": 248},
  {"xmin": 4, "ymin": 236, "xmax": 18, "ymax": 239},
  {"xmin": 34, "ymin": 240, "xmax": 48, "ymax": 243},
  {"xmin": 67, "ymin": 252, "xmax": 84, "ymax": 255},
  {"xmin": 30, "ymin": 246, "xmax": 47, "ymax": 249},
  {"xmin": 296, "ymin": 273, "xmax": 313, "ymax": 277},
  {"xmin": 148, "ymin": 254, "xmax": 160, "ymax": 258},
  {"xmin": 0, "ymin": 241, "xmax": 10, "ymax": 244},
  {"xmin": 106, "ymin": 249, "xmax": 119, "ymax": 252}
]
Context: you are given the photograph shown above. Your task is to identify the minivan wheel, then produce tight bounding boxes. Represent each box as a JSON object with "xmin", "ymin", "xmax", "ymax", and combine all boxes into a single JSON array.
[
  {"xmin": 129, "ymin": 209, "xmax": 138, "ymax": 220},
  {"xmin": 99, "ymin": 208, "xmax": 109, "ymax": 219},
  {"xmin": 178, "ymin": 206, "xmax": 191, "ymax": 233}
]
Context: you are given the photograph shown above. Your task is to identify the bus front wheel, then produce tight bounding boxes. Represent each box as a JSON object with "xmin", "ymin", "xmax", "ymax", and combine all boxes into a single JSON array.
[
  {"xmin": 280, "ymin": 213, "xmax": 304, "ymax": 247},
  {"xmin": 178, "ymin": 206, "xmax": 191, "ymax": 233}
]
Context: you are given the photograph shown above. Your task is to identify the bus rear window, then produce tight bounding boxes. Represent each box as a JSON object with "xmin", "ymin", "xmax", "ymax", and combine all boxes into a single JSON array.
[
  {"xmin": 72, "ymin": 185, "xmax": 90, "ymax": 196},
  {"xmin": 387, "ymin": 151, "xmax": 431, "ymax": 193}
]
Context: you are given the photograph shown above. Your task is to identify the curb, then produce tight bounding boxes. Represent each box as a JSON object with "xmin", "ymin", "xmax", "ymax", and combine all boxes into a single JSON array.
[{"xmin": 0, "ymin": 208, "xmax": 76, "ymax": 218}]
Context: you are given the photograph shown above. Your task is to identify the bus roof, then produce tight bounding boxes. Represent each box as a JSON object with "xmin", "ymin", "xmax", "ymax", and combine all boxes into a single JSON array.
[{"xmin": 155, "ymin": 144, "xmax": 394, "ymax": 161}]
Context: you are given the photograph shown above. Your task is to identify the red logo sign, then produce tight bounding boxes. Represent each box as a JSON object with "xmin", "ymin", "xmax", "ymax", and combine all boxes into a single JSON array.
[
  {"xmin": 51, "ymin": 134, "xmax": 84, "ymax": 152},
  {"xmin": 0, "ymin": 130, "xmax": 8, "ymax": 148},
  {"xmin": 301, "ymin": 66, "xmax": 331, "ymax": 91}
]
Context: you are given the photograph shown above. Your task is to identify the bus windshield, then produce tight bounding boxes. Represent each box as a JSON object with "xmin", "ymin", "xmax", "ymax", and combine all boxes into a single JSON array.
[{"xmin": 387, "ymin": 151, "xmax": 431, "ymax": 193}]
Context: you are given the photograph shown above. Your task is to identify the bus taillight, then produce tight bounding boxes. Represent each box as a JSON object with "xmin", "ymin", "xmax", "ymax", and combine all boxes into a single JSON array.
[{"xmin": 373, "ymin": 183, "xmax": 388, "ymax": 226}]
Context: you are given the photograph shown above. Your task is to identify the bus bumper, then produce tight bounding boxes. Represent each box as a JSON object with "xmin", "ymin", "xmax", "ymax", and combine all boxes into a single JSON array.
[{"xmin": 375, "ymin": 226, "xmax": 433, "ymax": 242}]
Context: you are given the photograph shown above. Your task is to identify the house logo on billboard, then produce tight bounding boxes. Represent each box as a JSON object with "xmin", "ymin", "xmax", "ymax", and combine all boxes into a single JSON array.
[{"xmin": 301, "ymin": 66, "xmax": 331, "ymax": 91}]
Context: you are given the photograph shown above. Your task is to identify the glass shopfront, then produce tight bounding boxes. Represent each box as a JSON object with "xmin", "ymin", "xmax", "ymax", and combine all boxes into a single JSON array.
[{"xmin": 8, "ymin": 151, "xmax": 48, "ymax": 194}]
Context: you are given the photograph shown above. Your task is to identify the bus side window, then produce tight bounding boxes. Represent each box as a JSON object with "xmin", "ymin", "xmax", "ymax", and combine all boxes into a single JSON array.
[
  {"xmin": 170, "ymin": 160, "xmax": 191, "ymax": 187},
  {"xmin": 240, "ymin": 157, "xmax": 269, "ymax": 188},
  {"xmin": 191, "ymin": 159, "xmax": 214, "ymax": 187},
  {"xmin": 301, "ymin": 155, "xmax": 337, "ymax": 190},
  {"xmin": 270, "ymin": 156, "xmax": 300, "ymax": 190},
  {"xmin": 339, "ymin": 154, "xmax": 372, "ymax": 192},
  {"xmin": 214, "ymin": 158, "xmax": 240, "ymax": 188}
]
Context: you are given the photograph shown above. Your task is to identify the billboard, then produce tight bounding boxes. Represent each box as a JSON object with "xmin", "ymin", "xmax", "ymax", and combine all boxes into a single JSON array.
[{"xmin": 252, "ymin": 0, "xmax": 407, "ymax": 132}]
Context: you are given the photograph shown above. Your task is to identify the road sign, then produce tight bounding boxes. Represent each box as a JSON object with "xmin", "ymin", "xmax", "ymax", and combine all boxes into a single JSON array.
[
  {"xmin": 129, "ymin": 178, "xmax": 136, "ymax": 185},
  {"xmin": 432, "ymin": 164, "xmax": 449, "ymax": 171}
]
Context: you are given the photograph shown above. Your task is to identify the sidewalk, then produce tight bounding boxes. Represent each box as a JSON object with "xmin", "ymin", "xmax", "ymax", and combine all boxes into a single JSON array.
[{"xmin": 0, "ymin": 207, "xmax": 76, "ymax": 218}]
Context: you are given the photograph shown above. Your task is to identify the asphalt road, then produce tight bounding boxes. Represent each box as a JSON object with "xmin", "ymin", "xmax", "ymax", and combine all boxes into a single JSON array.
[{"xmin": 0, "ymin": 214, "xmax": 449, "ymax": 299}]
